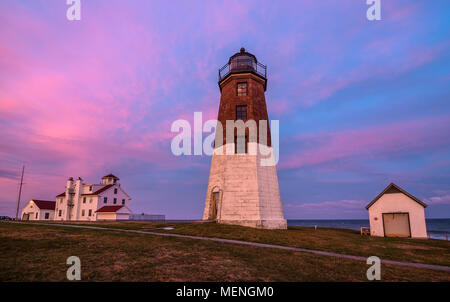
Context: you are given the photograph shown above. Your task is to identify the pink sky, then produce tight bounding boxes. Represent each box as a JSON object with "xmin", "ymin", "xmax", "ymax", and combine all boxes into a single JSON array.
[{"xmin": 1, "ymin": 0, "xmax": 450, "ymax": 219}]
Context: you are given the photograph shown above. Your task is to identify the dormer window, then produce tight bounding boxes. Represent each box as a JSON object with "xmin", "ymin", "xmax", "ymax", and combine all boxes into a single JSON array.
[
  {"xmin": 237, "ymin": 82, "xmax": 247, "ymax": 96},
  {"xmin": 89, "ymin": 185, "xmax": 92, "ymax": 191}
]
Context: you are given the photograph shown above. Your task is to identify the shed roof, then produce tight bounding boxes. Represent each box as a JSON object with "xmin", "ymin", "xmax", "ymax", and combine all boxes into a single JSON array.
[
  {"xmin": 365, "ymin": 183, "xmax": 427, "ymax": 210},
  {"xmin": 31, "ymin": 200, "xmax": 56, "ymax": 210}
]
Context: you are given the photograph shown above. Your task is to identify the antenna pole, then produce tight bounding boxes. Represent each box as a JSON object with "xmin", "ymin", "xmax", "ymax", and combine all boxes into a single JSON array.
[{"xmin": 15, "ymin": 165, "xmax": 25, "ymax": 220}]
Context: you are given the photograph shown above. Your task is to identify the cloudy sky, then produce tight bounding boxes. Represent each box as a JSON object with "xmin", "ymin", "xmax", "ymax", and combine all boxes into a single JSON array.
[{"xmin": 1, "ymin": 0, "xmax": 449, "ymax": 219}]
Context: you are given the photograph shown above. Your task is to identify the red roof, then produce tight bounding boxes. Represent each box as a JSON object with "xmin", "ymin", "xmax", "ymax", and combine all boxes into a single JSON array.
[
  {"xmin": 96, "ymin": 205, "xmax": 124, "ymax": 213},
  {"xmin": 32, "ymin": 200, "xmax": 56, "ymax": 210},
  {"xmin": 82, "ymin": 184, "xmax": 114, "ymax": 196},
  {"xmin": 102, "ymin": 174, "xmax": 119, "ymax": 180}
]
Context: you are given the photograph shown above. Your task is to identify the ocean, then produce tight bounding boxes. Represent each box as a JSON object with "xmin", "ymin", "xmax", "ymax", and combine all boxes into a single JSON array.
[{"xmin": 287, "ymin": 218, "xmax": 450, "ymax": 240}]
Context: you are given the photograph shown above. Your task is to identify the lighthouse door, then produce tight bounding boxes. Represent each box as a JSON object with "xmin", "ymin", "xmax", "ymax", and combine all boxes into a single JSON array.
[{"xmin": 210, "ymin": 192, "xmax": 220, "ymax": 220}]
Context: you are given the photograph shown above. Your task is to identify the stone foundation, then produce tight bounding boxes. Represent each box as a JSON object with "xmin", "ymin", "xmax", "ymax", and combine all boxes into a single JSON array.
[{"xmin": 203, "ymin": 144, "xmax": 287, "ymax": 230}]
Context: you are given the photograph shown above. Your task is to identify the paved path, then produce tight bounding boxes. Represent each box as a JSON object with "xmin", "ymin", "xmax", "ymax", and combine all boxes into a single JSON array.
[{"xmin": 3, "ymin": 221, "xmax": 450, "ymax": 272}]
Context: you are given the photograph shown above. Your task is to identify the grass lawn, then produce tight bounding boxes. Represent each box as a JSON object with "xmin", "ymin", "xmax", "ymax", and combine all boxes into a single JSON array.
[
  {"xmin": 40, "ymin": 220, "xmax": 450, "ymax": 267},
  {"xmin": 0, "ymin": 222, "xmax": 449, "ymax": 281}
]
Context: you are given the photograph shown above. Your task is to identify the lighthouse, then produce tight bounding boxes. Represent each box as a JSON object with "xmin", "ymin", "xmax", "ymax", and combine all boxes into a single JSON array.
[{"xmin": 202, "ymin": 48, "xmax": 287, "ymax": 229}]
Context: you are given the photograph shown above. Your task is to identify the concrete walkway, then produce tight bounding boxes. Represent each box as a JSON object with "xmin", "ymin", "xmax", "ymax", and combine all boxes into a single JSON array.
[{"xmin": 4, "ymin": 221, "xmax": 450, "ymax": 272}]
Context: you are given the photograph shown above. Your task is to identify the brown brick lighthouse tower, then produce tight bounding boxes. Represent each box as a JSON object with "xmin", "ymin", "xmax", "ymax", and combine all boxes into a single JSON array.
[{"xmin": 202, "ymin": 48, "xmax": 287, "ymax": 229}]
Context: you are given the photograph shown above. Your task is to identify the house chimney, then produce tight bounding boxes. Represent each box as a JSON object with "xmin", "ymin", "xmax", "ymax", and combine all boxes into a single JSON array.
[
  {"xmin": 66, "ymin": 177, "xmax": 74, "ymax": 189},
  {"xmin": 75, "ymin": 177, "xmax": 83, "ymax": 193}
]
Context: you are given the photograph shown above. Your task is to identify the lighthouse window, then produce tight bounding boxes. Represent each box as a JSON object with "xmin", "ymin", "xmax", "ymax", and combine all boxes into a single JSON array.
[
  {"xmin": 237, "ymin": 82, "xmax": 248, "ymax": 96},
  {"xmin": 236, "ymin": 105, "xmax": 247, "ymax": 120}
]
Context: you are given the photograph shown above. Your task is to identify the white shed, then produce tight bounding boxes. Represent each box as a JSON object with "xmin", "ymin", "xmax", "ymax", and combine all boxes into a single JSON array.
[
  {"xmin": 366, "ymin": 183, "xmax": 427, "ymax": 238},
  {"xmin": 21, "ymin": 200, "xmax": 55, "ymax": 221}
]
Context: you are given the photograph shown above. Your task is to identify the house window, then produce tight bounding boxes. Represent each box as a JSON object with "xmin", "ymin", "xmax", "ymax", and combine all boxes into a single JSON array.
[
  {"xmin": 122, "ymin": 199, "xmax": 125, "ymax": 205},
  {"xmin": 104, "ymin": 197, "xmax": 107, "ymax": 204},
  {"xmin": 114, "ymin": 188, "xmax": 118, "ymax": 194},
  {"xmin": 113, "ymin": 198, "xmax": 117, "ymax": 204},
  {"xmin": 45, "ymin": 213, "xmax": 49, "ymax": 220},
  {"xmin": 59, "ymin": 210, "xmax": 62, "ymax": 217},
  {"xmin": 35, "ymin": 213, "xmax": 38, "ymax": 219},
  {"xmin": 236, "ymin": 105, "xmax": 247, "ymax": 120},
  {"xmin": 235, "ymin": 135, "xmax": 248, "ymax": 154},
  {"xmin": 237, "ymin": 82, "xmax": 248, "ymax": 96},
  {"xmin": 88, "ymin": 209, "xmax": 92, "ymax": 217},
  {"xmin": 81, "ymin": 210, "xmax": 85, "ymax": 217},
  {"xmin": 83, "ymin": 197, "xmax": 86, "ymax": 203}
]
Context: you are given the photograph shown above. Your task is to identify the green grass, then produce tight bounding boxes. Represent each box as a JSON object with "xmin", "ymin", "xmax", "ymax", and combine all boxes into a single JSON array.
[
  {"xmin": 0, "ymin": 222, "xmax": 449, "ymax": 282},
  {"xmin": 36, "ymin": 220, "xmax": 450, "ymax": 266}
]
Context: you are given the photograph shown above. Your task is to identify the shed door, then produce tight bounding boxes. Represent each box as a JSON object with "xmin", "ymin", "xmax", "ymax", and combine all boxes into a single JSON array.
[{"xmin": 383, "ymin": 213, "xmax": 411, "ymax": 237}]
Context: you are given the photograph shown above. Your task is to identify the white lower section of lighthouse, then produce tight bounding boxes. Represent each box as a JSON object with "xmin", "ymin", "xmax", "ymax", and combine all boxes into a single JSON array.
[{"xmin": 203, "ymin": 144, "xmax": 287, "ymax": 229}]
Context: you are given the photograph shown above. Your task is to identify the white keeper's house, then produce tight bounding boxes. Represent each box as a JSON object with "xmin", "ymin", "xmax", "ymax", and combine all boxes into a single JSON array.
[{"xmin": 54, "ymin": 174, "xmax": 132, "ymax": 221}]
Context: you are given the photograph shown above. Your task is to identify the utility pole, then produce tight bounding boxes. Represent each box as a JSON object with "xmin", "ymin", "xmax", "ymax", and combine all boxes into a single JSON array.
[{"xmin": 15, "ymin": 165, "xmax": 25, "ymax": 220}]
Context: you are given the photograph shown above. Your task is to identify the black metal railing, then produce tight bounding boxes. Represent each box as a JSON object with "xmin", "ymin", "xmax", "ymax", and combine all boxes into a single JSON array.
[{"xmin": 219, "ymin": 59, "xmax": 267, "ymax": 82}]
